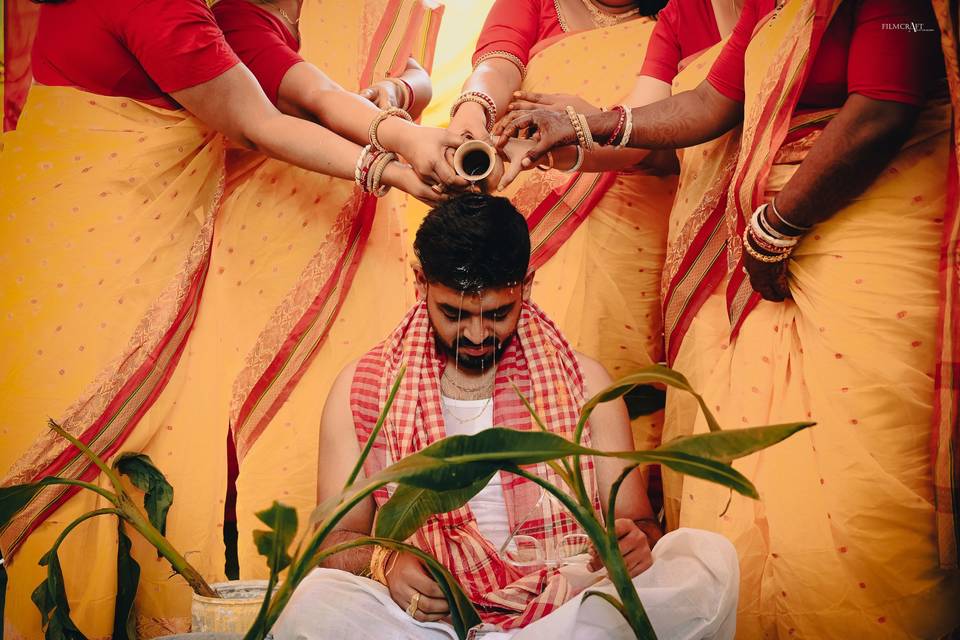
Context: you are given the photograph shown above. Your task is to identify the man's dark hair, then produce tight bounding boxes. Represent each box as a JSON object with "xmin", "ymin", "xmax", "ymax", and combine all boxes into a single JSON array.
[{"xmin": 414, "ymin": 193, "xmax": 530, "ymax": 291}]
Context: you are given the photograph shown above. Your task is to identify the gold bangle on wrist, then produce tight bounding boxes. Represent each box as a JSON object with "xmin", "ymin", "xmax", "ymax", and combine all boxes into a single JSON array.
[{"xmin": 369, "ymin": 107, "xmax": 413, "ymax": 152}]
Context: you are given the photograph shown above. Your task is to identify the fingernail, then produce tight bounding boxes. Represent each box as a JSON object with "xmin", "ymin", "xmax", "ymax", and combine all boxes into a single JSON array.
[{"xmin": 522, "ymin": 158, "xmax": 531, "ymax": 168}]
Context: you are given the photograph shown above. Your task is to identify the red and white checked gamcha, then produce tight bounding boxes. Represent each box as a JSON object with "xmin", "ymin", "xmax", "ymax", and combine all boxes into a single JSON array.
[{"xmin": 350, "ymin": 301, "xmax": 602, "ymax": 628}]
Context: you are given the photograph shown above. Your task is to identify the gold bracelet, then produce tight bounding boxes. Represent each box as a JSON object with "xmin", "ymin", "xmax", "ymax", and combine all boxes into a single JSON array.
[
  {"xmin": 577, "ymin": 113, "xmax": 595, "ymax": 151},
  {"xmin": 368, "ymin": 152, "xmax": 397, "ymax": 197},
  {"xmin": 368, "ymin": 107, "xmax": 413, "ymax": 152},
  {"xmin": 473, "ymin": 50, "xmax": 527, "ymax": 80},
  {"xmin": 565, "ymin": 106, "xmax": 588, "ymax": 149},
  {"xmin": 369, "ymin": 545, "xmax": 391, "ymax": 584},
  {"xmin": 742, "ymin": 227, "xmax": 792, "ymax": 263}
]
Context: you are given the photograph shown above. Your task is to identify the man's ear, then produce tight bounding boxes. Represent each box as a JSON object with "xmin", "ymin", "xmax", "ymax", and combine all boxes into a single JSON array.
[
  {"xmin": 414, "ymin": 266, "xmax": 429, "ymax": 300},
  {"xmin": 522, "ymin": 272, "xmax": 535, "ymax": 301}
]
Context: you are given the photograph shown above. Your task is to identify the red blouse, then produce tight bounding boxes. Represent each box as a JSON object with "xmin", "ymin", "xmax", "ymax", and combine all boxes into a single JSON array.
[
  {"xmin": 707, "ymin": 0, "xmax": 943, "ymax": 108},
  {"xmin": 473, "ymin": 0, "xmax": 565, "ymax": 67},
  {"xmin": 213, "ymin": 0, "xmax": 304, "ymax": 105},
  {"xmin": 31, "ymin": 0, "xmax": 239, "ymax": 110},
  {"xmin": 640, "ymin": 0, "xmax": 721, "ymax": 83}
]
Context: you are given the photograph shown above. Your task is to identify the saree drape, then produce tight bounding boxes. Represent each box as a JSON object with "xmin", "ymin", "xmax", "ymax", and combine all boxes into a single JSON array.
[
  {"xmin": 226, "ymin": 0, "xmax": 444, "ymax": 581},
  {"xmin": 662, "ymin": 0, "xmax": 960, "ymax": 636},
  {"xmin": 0, "ymin": 2, "xmax": 443, "ymax": 637},
  {"xmin": 498, "ymin": 18, "xmax": 678, "ymax": 453},
  {"xmin": 0, "ymin": 87, "xmax": 229, "ymax": 638}
]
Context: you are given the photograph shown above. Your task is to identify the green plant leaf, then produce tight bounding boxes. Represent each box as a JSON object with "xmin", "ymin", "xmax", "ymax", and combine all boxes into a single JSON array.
[
  {"xmin": 613, "ymin": 450, "xmax": 759, "ymax": 498},
  {"xmin": 0, "ymin": 477, "xmax": 116, "ymax": 530},
  {"xmin": 112, "ymin": 521, "xmax": 140, "ymax": 640},
  {"xmin": 656, "ymin": 422, "xmax": 815, "ymax": 464},
  {"xmin": 253, "ymin": 501, "xmax": 298, "ymax": 574},
  {"xmin": 314, "ymin": 537, "xmax": 481, "ymax": 640},
  {"xmin": 114, "ymin": 453, "xmax": 174, "ymax": 537},
  {"xmin": 31, "ymin": 548, "xmax": 87, "ymax": 640},
  {"xmin": 579, "ymin": 365, "xmax": 722, "ymax": 436},
  {"xmin": 374, "ymin": 471, "xmax": 496, "ymax": 541}
]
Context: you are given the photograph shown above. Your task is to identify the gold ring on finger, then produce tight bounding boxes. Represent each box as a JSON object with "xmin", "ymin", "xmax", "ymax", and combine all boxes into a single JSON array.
[
  {"xmin": 431, "ymin": 184, "xmax": 445, "ymax": 194},
  {"xmin": 406, "ymin": 591, "xmax": 421, "ymax": 617}
]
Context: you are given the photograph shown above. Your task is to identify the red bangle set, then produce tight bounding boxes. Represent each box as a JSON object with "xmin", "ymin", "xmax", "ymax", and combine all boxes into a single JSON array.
[{"xmin": 605, "ymin": 105, "xmax": 628, "ymax": 146}]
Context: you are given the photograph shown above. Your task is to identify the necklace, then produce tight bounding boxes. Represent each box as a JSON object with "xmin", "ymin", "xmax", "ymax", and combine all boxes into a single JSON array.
[
  {"xmin": 578, "ymin": 0, "xmax": 640, "ymax": 28},
  {"xmin": 260, "ymin": 0, "xmax": 299, "ymax": 25},
  {"xmin": 441, "ymin": 367, "xmax": 495, "ymax": 395}
]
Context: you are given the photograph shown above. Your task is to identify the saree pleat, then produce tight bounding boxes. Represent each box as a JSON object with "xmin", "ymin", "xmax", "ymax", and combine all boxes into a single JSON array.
[
  {"xmin": 662, "ymin": 1, "xmax": 960, "ymax": 636},
  {"xmin": 0, "ymin": 87, "xmax": 229, "ymax": 638},
  {"xmin": 499, "ymin": 19, "xmax": 678, "ymax": 452},
  {"xmin": 227, "ymin": 0, "xmax": 442, "ymax": 579}
]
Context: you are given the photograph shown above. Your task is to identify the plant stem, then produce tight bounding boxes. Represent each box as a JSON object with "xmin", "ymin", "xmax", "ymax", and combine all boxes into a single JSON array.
[
  {"xmin": 599, "ymin": 537, "xmax": 658, "ymax": 639},
  {"xmin": 118, "ymin": 493, "xmax": 216, "ymax": 597},
  {"xmin": 47, "ymin": 420, "xmax": 126, "ymax": 495},
  {"xmin": 45, "ymin": 477, "xmax": 120, "ymax": 506}
]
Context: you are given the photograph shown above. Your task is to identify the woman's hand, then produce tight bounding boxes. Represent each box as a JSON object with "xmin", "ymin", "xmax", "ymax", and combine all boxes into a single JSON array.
[
  {"xmin": 448, "ymin": 100, "xmax": 492, "ymax": 143},
  {"xmin": 494, "ymin": 108, "xmax": 578, "ymax": 168},
  {"xmin": 495, "ymin": 137, "xmax": 538, "ymax": 191},
  {"xmin": 507, "ymin": 91, "xmax": 600, "ymax": 115},
  {"xmin": 743, "ymin": 255, "xmax": 791, "ymax": 302},
  {"xmin": 359, "ymin": 80, "xmax": 403, "ymax": 110},
  {"xmin": 381, "ymin": 162, "xmax": 448, "ymax": 205},
  {"xmin": 384, "ymin": 552, "xmax": 450, "ymax": 623},
  {"xmin": 390, "ymin": 125, "xmax": 471, "ymax": 192}
]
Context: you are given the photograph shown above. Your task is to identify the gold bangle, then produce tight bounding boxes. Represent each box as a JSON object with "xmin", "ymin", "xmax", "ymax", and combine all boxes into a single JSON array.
[
  {"xmin": 369, "ymin": 545, "xmax": 391, "ymax": 584},
  {"xmin": 369, "ymin": 107, "xmax": 413, "ymax": 152},
  {"xmin": 742, "ymin": 227, "xmax": 792, "ymax": 263},
  {"xmin": 384, "ymin": 78, "xmax": 411, "ymax": 111},
  {"xmin": 473, "ymin": 50, "xmax": 527, "ymax": 80},
  {"xmin": 565, "ymin": 106, "xmax": 587, "ymax": 149},
  {"xmin": 537, "ymin": 150, "xmax": 555, "ymax": 171},
  {"xmin": 577, "ymin": 113, "xmax": 595, "ymax": 151},
  {"xmin": 368, "ymin": 152, "xmax": 397, "ymax": 197}
]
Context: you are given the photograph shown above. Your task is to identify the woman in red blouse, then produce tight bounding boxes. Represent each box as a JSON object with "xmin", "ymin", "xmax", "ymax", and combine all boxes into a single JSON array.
[
  {"xmin": 0, "ymin": 1, "xmax": 445, "ymax": 637},
  {"xmin": 500, "ymin": 0, "xmax": 960, "ymax": 636},
  {"xmin": 448, "ymin": 0, "xmax": 681, "ymax": 495},
  {"xmin": 208, "ymin": 0, "xmax": 471, "ymax": 584}
]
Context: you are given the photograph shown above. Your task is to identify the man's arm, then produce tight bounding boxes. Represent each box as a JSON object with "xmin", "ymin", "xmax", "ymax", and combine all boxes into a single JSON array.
[
  {"xmin": 315, "ymin": 359, "xmax": 376, "ymax": 574},
  {"xmin": 576, "ymin": 353, "xmax": 661, "ymax": 576}
]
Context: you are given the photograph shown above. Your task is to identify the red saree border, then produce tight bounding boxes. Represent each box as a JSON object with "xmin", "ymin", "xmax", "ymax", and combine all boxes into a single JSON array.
[
  {"xmin": 527, "ymin": 172, "xmax": 617, "ymax": 271},
  {"xmin": 931, "ymin": 0, "xmax": 960, "ymax": 569},
  {"xmin": 232, "ymin": 194, "xmax": 376, "ymax": 461},
  {"xmin": 725, "ymin": 0, "xmax": 840, "ymax": 337},
  {"xmin": 1, "ymin": 236, "xmax": 214, "ymax": 558}
]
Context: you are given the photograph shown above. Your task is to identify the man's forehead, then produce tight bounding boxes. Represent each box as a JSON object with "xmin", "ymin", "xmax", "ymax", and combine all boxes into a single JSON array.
[{"xmin": 428, "ymin": 282, "xmax": 521, "ymax": 309}]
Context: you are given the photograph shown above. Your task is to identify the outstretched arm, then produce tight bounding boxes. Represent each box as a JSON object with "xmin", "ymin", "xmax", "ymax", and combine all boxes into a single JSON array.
[
  {"xmin": 495, "ymin": 80, "xmax": 742, "ymax": 167},
  {"xmin": 359, "ymin": 57, "xmax": 433, "ymax": 118},
  {"xmin": 172, "ymin": 64, "xmax": 446, "ymax": 201}
]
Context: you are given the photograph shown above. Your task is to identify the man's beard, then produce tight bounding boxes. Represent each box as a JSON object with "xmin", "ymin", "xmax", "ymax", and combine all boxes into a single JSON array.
[{"xmin": 434, "ymin": 331, "xmax": 515, "ymax": 371}]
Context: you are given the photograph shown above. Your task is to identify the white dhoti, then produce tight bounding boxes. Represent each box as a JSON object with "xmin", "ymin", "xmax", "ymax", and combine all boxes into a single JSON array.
[{"xmin": 268, "ymin": 529, "xmax": 739, "ymax": 640}]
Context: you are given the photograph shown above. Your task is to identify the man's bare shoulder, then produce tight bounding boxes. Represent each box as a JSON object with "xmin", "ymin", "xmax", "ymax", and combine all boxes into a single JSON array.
[
  {"xmin": 321, "ymin": 357, "xmax": 363, "ymax": 431},
  {"xmin": 573, "ymin": 350, "xmax": 614, "ymax": 396}
]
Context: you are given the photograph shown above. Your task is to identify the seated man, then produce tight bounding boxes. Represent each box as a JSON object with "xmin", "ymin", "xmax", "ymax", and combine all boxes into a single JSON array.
[{"xmin": 271, "ymin": 194, "xmax": 739, "ymax": 640}]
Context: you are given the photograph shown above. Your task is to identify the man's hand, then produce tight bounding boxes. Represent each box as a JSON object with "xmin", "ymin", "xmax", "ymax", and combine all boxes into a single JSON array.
[
  {"xmin": 508, "ymin": 91, "xmax": 600, "ymax": 115},
  {"xmin": 587, "ymin": 518, "xmax": 654, "ymax": 578},
  {"xmin": 384, "ymin": 551, "xmax": 450, "ymax": 622}
]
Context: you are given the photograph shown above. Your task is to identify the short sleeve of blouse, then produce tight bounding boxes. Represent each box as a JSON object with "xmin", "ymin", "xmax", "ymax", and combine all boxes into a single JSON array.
[
  {"xmin": 846, "ymin": 0, "xmax": 942, "ymax": 106},
  {"xmin": 122, "ymin": 0, "xmax": 240, "ymax": 94},
  {"xmin": 640, "ymin": 1, "xmax": 682, "ymax": 82},
  {"xmin": 473, "ymin": 0, "xmax": 542, "ymax": 67},
  {"xmin": 705, "ymin": 0, "xmax": 760, "ymax": 103},
  {"xmin": 213, "ymin": 0, "xmax": 304, "ymax": 105}
]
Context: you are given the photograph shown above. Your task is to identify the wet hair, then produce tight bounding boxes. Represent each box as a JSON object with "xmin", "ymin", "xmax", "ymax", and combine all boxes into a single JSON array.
[{"xmin": 414, "ymin": 193, "xmax": 530, "ymax": 292}]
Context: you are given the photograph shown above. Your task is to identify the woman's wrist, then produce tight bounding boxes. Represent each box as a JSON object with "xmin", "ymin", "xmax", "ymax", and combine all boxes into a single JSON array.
[
  {"xmin": 451, "ymin": 100, "xmax": 490, "ymax": 133},
  {"xmin": 376, "ymin": 117, "xmax": 417, "ymax": 154},
  {"xmin": 380, "ymin": 160, "xmax": 409, "ymax": 189},
  {"xmin": 585, "ymin": 110, "xmax": 622, "ymax": 148}
]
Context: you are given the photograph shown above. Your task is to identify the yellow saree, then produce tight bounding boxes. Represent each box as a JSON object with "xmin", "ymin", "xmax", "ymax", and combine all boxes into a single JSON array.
[
  {"xmin": 663, "ymin": 0, "xmax": 960, "ymax": 636},
  {"xmin": 0, "ymin": 88, "xmax": 229, "ymax": 638},
  {"xmin": 221, "ymin": 0, "xmax": 444, "ymax": 580},
  {"xmin": 499, "ymin": 18, "xmax": 678, "ymax": 452}
]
